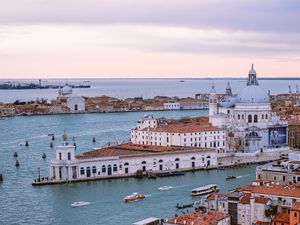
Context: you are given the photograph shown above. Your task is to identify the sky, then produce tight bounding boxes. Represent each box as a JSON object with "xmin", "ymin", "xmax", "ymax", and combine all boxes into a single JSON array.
[{"xmin": 0, "ymin": 0, "xmax": 300, "ymax": 78}]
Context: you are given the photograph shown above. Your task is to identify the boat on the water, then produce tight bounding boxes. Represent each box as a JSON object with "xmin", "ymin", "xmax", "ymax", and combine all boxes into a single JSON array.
[
  {"xmin": 176, "ymin": 203, "xmax": 193, "ymax": 209},
  {"xmin": 158, "ymin": 186, "xmax": 173, "ymax": 191},
  {"xmin": 71, "ymin": 201, "xmax": 91, "ymax": 207},
  {"xmin": 226, "ymin": 175, "xmax": 236, "ymax": 180},
  {"xmin": 123, "ymin": 192, "xmax": 145, "ymax": 202},
  {"xmin": 156, "ymin": 171, "xmax": 185, "ymax": 177},
  {"xmin": 191, "ymin": 184, "xmax": 220, "ymax": 196}
]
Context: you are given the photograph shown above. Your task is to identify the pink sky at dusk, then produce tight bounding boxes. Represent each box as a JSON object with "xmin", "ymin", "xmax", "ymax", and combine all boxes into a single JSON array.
[{"xmin": 0, "ymin": 0, "xmax": 299, "ymax": 78}]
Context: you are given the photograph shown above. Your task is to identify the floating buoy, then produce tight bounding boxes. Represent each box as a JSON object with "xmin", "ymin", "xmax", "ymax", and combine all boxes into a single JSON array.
[
  {"xmin": 42, "ymin": 153, "xmax": 46, "ymax": 159},
  {"xmin": 25, "ymin": 140, "xmax": 29, "ymax": 147},
  {"xmin": 0, "ymin": 173, "xmax": 3, "ymax": 182},
  {"xmin": 50, "ymin": 142, "xmax": 53, "ymax": 148},
  {"xmin": 15, "ymin": 160, "xmax": 20, "ymax": 167},
  {"xmin": 52, "ymin": 135, "xmax": 55, "ymax": 141},
  {"xmin": 92, "ymin": 137, "xmax": 96, "ymax": 143},
  {"xmin": 14, "ymin": 152, "xmax": 18, "ymax": 158}
]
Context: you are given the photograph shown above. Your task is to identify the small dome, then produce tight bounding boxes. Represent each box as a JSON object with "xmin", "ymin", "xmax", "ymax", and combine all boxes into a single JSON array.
[
  {"xmin": 61, "ymin": 84, "xmax": 72, "ymax": 95},
  {"xmin": 237, "ymin": 85, "xmax": 269, "ymax": 104}
]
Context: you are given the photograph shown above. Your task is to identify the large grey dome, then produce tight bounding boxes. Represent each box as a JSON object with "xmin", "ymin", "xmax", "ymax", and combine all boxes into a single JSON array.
[{"xmin": 237, "ymin": 85, "xmax": 269, "ymax": 104}]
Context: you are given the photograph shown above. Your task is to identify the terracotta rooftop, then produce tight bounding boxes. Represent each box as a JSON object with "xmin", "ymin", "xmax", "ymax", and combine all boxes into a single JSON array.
[
  {"xmin": 291, "ymin": 202, "xmax": 300, "ymax": 211},
  {"xmin": 142, "ymin": 123, "xmax": 223, "ymax": 133},
  {"xmin": 273, "ymin": 213, "xmax": 290, "ymax": 224},
  {"xmin": 166, "ymin": 211, "xmax": 226, "ymax": 225},
  {"xmin": 252, "ymin": 185, "xmax": 300, "ymax": 198},
  {"xmin": 255, "ymin": 196, "xmax": 269, "ymax": 204},
  {"xmin": 76, "ymin": 143, "xmax": 213, "ymax": 160},
  {"xmin": 240, "ymin": 193, "xmax": 251, "ymax": 204}
]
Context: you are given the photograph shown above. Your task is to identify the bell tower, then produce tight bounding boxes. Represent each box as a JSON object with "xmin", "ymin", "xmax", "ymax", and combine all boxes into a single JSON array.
[
  {"xmin": 209, "ymin": 84, "xmax": 218, "ymax": 123},
  {"xmin": 56, "ymin": 130, "xmax": 75, "ymax": 161}
]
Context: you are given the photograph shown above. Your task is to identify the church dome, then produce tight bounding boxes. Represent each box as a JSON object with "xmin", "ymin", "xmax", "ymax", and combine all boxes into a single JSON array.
[
  {"xmin": 61, "ymin": 84, "xmax": 72, "ymax": 95},
  {"xmin": 237, "ymin": 64, "xmax": 269, "ymax": 104},
  {"xmin": 237, "ymin": 85, "xmax": 269, "ymax": 104}
]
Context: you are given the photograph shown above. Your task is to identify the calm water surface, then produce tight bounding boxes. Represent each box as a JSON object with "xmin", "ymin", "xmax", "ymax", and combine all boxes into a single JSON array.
[
  {"xmin": 0, "ymin": 110, "xmax": 256, "ymax": 225},
  {"xmin": 0, "ymin": 78, "xmax": 299, "ymax": 103}
]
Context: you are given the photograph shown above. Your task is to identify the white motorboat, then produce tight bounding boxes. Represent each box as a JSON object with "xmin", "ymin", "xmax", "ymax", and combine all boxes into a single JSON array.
[
  {"xmin": 71, "ymin": 201, "xmax": 91, "ymax": 207},
  {"xmin": 158, "ymin": 186, "xmax": 173, "ymax": 191},
  {"xmin": 191, "ymin": 184, "xmax": 220, "ymax": 196}
]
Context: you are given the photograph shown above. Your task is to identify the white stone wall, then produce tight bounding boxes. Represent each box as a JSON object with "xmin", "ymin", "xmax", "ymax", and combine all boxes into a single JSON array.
[
  {"xmin": 67, "ymin": 96, "xmax": 85, "ymax": 111},
  {"xmin": 50, "ymin": 150, "xmax": 217, "ymax": 181},
  {"xmin": 131, "ymin": 129, "xmax": 226, "ymax": 149}
]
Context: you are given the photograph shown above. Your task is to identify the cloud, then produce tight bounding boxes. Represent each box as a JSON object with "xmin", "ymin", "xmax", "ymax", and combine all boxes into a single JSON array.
[
  {"xmin": 0, "ymin": 0, "xmax": 300, "ymax": 33},
  {"xmin": 1, "ymin": 24, "xmax": 300, "ymax": 57}
]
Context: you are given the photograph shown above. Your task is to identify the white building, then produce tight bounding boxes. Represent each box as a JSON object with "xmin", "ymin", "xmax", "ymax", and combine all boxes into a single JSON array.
[
  {"xmin": 57, "ymin": 84, "xmax": 85, "ymax": 112},
  {"xmin": 209, "ymin": 65, "xmax": 288, "ymax": 153},
  {"xmin": 163, "ymin": 102, "xmax": 180, "ymax": 110},
  {"xmin": 131, "ymin": 115, "xmax": 226, "ymax": 151},
  {"xmin": 49, "ymin": 140, "xmax": 218, "ymax": 181}
]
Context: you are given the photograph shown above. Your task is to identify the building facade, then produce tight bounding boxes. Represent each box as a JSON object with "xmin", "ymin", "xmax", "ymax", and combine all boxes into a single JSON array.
[
  {"xmin": 49, "ymin": 141, "xmax": 218, "ymax": 182},
  {"xmin": 57, "ymin": 84, "xmax": 85, "ymax": 112},
  {"xmin": 131, "ymin": 115, "xmax": 226, "ymax": 150},
  {"xmin": 209, "ymin": 65, "xmax": 288, "ymax": 153}
]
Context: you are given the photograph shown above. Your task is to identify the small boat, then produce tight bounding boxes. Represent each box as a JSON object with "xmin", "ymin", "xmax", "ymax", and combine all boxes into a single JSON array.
[
  {"xmin": 176, "ymin": 203, "xmax": 193, "ymax": 209},
  {"xmin": 226, "ymin": 175, "xmax": 236, "ymax": 180},
  {"xmin": 191, "ymin": 184, "xmax": 219, "ymax": 196},
  {"xmin": 158, "ymin": 186, "xmax": 173, "ymax": 191},
  {"xmin": 123, "ymin": 192, "xmax": 145, "ymax": 202},
  {"xmin": 71, "ymin": 201, "xmax": 90, "ymax": 207}
]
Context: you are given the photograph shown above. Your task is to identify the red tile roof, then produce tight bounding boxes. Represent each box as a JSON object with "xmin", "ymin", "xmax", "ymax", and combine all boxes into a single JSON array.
[
  {"xmin": 167, "ymin": 211, "xmax": 226, "ymax": 225},
  {"xmin": 142, "ymin": 124, "xmax": 223, "ymax": 133},
  {"xmin": 240, "ymin": 193, "xmax": 251, "ymax": 204},
  {"xmin": 76, "ymin": 143, "xmax": 213, "ymax": 160},
  {"xmin": 291, "ymin": 202, "xmax": 300, "ymax": 211},
  {"xmin": 273, "ymin": 213, "xmax": 290, "ymax": 224},
  {"xmin": 252, "ymin": 185, "xmax": 300, "ymax": 198},
  {"xmin": 255, "ymin": 197, "xmax": 269, "ymax": 204}
]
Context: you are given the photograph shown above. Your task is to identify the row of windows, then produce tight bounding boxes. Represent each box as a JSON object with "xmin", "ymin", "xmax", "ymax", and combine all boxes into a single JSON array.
[
  {"xmin": 135, "ymin": 131, "xmax": 223, "ymax": 136},
  {"xmin": 237, "ymin": 114, "xmax": 268, "ymax": 123},
  {"xmin": 80, "ymin": 164, "xmax": 129, "ymax": 175}
]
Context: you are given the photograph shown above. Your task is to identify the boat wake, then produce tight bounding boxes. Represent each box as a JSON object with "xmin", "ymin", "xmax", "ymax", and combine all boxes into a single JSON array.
[{"xmin": 236, "ymin": 174, "xmax": 251, "ymax": 179}]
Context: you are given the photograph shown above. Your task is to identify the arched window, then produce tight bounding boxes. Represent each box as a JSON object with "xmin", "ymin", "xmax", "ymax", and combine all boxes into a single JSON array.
[
  {"xmin": 124, "ymin": 162, "xmax": 129, "ymax": 166},
  {"xmin": 175, "ymin": 158, "xmax": 180, "ymax": 161},
  {"xmin": 159, "ymin": 159, "xmax": 163, "ymax": 163},
  {"xmin": 68, "ymin": 152, "xmax": 71, "ymax": 160},
  {"xmin": 80, "ymin": 167, "xmax": 85, "ymax": 175},
  {"xmin": 254, "ymin": 115, "xmax": 258, "ymax": 123},
  {"xmin": 238, "ymin": 114, "xmax": 240, "ymax": 120},
  {"xmin": 102, "ymin": 165, "xmax": 106, "ymax": 173},
  {"xmin": 113, "ymin": 164, "xmax": 118, "ymax": 172},
  {"xmin": 142, "ymin": 161, "xmax": 147, "ymax": 164},
  {"xmin": 74, "ymin": 104, "xmax": 78, "ymax": 111},
  {"xmin": 266, "ymin": 114, "xmax": 268, "ymax": 119},
  {"xmin": 248, "ymin": 115, "xmax": 252, "ymax": 123},
  {"xmin": 262, "ymin": 114, "xmax": 264, "ymax": 119},
  {"xmin": 207, "ymin": 155, "xmax": 211, "ymax": 159},
  {"xmin": 191, "ymin": 157, "xmax": 196, "ymax": 160},
  {"xmin": 92, "ymin": 166, "xmax": 97, "ymax": 174}
]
